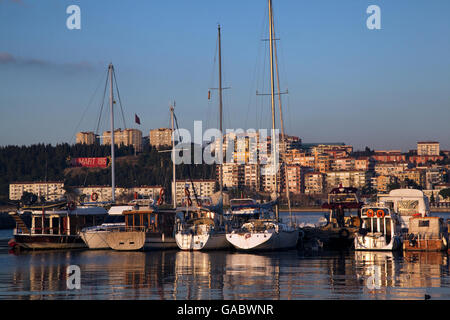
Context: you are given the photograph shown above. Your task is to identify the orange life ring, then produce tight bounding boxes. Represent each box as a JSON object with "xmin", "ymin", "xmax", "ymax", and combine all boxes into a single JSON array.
[
  {"xmin": 413, "ymin": 213, "xmax": 421, "ymax": 217},
  {"xmin": 68, "ymin": 201, "xmax": 76, "ymax": 211},
  {"xmin": 376, "ymin": 209, "xmax": 385, "ymax": 218},
  {"xmin": 91, "ymin": 192, "xmax": 98, "ymax": 201},
  {"xmin": 366, "ymin": 209, "xmax": 374, "ymax": 218}
]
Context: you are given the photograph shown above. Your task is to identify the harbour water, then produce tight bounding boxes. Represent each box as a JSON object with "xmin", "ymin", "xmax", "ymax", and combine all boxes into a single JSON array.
[{"xmin": 0, "ymin": 212, "xmax": 449, "ymax": 300}]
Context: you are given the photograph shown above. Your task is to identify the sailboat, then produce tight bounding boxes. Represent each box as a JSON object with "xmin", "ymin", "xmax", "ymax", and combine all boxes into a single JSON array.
[
  {"xmin": 79, "ymin": 64, "xmax": 159, "ymax": 249},
  {"xmin": 226, "ymin": 0, "xmax": 299, "ymax": 251},
  {"xmin": 174, "ymin": 35, "xmax": 231, "ymax": 250}
]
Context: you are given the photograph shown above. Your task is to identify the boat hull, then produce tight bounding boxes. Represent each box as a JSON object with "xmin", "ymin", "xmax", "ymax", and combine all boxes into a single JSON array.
[
  {"xmin": 13, "ymin": 234, "xmax": 87, "ymax": 250},
  {"xmin": 226, "ymin": 229, "xmax": 299, "ymax": 251},
  {"xmin": 403, "ymin": 238, "xmax": 447, "ymax": 251},
  {"xmin": 79, "ymin": 230, "xmax": 110, "ymax": 249},
  {"xmin": 354, "ymin": 235, "xmax": 402, "ymax": 251},
  {"xmin": 175, "ymin": 231, "xmax": 231, "ymax": 251},
  {"xmin": 105, "ymin": 231, "xmax": 146, "ymax": 251}
]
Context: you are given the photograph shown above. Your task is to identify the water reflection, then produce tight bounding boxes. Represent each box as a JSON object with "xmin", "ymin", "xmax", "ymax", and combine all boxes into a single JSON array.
[{"xmin": 0, "ymin": 248, "xmax": 448, "ymax": 300}]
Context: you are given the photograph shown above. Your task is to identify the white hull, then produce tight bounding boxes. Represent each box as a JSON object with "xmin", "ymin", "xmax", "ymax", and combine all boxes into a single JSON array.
[
  {"xmin": 79, "ymin": 230, "xmax": 110, "ymax": 249},
  {"xmin": 354, "ymin": 235, "xmax": 402, "ymax": 251},
  {"xmin": 227, "ymin": 229, "xmax": 299, "ymax": 251},
  {"xmin": 175, "ymin": 231, "xmax": 231, "ymax": 251}
]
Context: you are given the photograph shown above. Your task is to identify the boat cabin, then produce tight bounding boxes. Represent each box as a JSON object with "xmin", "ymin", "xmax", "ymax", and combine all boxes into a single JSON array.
[
  {"xmin": 378, "ymin": 189, "xmax": 430, "ymax": 230},
  {"xmin": 122, "ymin": 209, "xmax": 175, "ymax": 236},
  {"xmin": 404, "ymin": 216, "xmax": 448, "ymax": 251},
  {"xmin": 322, "ymin": 187, "xmax": 363, "ymax": 228},
  {"xmin": 13, "ymin": 207, "xmax": 107, "ymax": 236}
]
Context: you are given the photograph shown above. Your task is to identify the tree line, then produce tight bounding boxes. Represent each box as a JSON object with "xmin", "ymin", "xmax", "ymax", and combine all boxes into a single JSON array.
[{"xmin": 0, "ymin": 143, "xmax": 216, "ymax": 204}]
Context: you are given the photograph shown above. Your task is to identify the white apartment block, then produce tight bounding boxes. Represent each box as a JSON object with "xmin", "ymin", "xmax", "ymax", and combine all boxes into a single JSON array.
[
  {"xmin": 9, "ymin": 181, "xmax": 65, "ymax": 201},
  {"xmin": 173, "ymin": 180, "xmax": 216, "ymax": 205},
  {"xmin": 102, "ymin": 128, "xmax": 143, "ymax": 152},
  {"xmin": 417, "ymin": 141, "xmax": 440, "ymax": 156},
  {"xmin": 326, "ymin": 171, "xmax": 371, "ymax": 190},
  {"xmin": 150, "ymin": 128, "xmax": 173, "ymax": 149},
  {"xmin": 304, "ymin": 172, "xmax": 325, "ymax": 194}
]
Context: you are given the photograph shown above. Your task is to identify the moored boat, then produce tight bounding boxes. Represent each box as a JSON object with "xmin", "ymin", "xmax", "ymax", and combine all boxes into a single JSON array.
[
  {"xmin": 79, "ymin": 198, "xmax": 154, "ymax": 249},
  {"xmin": 354, "ymin": 205, "xmax": 402, "ymax": 251},
  {"xmin": 105, "ymin": 207, "xmax": 177, "ymax": 251},
  {"xmin": 403, "ymin": 216, "xmax": 448, "ymax": 252},
  {"xmin": 9, "ymin": 203, "xmax": 107, "ymax": 250},
  {"xmin": 225, "ymin": 198, "xmax": 298, "ymax": 251}
]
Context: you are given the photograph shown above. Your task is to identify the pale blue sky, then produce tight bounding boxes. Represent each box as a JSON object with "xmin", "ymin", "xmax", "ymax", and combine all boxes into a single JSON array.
[{"xmin": 1, "ymin": 0, "xmax": 449, "ymax": 151}]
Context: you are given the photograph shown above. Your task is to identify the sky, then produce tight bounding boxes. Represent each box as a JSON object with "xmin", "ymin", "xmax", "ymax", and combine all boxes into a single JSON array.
[{"xmin": 0, "ymin": 0, "xmax": 450, "ymax": 151}]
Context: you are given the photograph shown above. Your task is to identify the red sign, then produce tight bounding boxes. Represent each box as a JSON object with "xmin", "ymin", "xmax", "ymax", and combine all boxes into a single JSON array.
[{"xmin": 70, "ymin": 157, "xmax": 109, "ymax": 168}]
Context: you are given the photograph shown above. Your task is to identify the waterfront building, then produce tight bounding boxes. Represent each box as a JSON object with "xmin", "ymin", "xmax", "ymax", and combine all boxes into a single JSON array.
[
  {"xmin": 149, "ymin": 128, "xmax": 173, "ymax": 149},
  {"xmin": 304, "ymin": 172, "xmax": 326, "ymax": 194},
  {"xmin": 75, "ymin": 185, "xmax": 162, "ymax": 202},
  {"xmin": 173, "ymin": 180, "xmax": 216, "ymax": 205},
  {"xmin": 76, "ymin": 131, "xmax": 98, "ymax": 145},
  {"xmin": 102, "ymin": 128, "xmax": 143, "ymax": 152},
  {"xmin": 325, "ymin": 170, "xmax": 371, "ymax": 190},
  {"xmin": 417, "ymin": 141, "xmax": 440, "ymax": 156},
  {"xmin": 9, "ymin": 181, "xmax": 65, "ymax": 201}
]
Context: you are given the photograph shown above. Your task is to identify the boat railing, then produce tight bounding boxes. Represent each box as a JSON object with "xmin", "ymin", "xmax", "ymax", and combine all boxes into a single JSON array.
[{"xmin": 106, "ymin": 226, "xmax": 146, "ymax": 233}]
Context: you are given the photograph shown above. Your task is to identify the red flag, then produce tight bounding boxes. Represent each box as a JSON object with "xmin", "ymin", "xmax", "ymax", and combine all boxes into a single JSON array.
[{"xmin": 135, "ymin": 114, "xmax": 141, "ymax": 125}]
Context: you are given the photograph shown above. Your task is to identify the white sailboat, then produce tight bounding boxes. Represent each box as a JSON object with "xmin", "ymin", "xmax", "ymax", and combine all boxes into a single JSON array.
[
  {"xmin": 226, "ymin": 0, "xmax": 299, "ymax": 251},
  {"xmin": 174, "ymin": 25, "xmax": 231, "ymax": 251},
  {"xmin": 79, "ymin": 63, "xmax": 157, "ymax": 249}
]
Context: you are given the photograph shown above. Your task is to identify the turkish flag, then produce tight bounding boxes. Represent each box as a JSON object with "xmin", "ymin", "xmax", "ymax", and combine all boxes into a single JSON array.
[{"xmin": 135, "ymin": 114, "xmax": 141, "ymax": 125}]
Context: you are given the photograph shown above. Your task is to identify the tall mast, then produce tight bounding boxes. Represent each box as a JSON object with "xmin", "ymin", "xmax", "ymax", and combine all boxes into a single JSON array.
[
  {"xmin": 271, "ymin": 4, "xmax": 292, "ymax": 222},
  {"xmin": 171, "ymin": 103, "xmax": 176, "ymax": 208},
  {"xmin": 218, "ymin": 24, "xmax": 224, "ymax": 197},
  {"xmin": 109, "ymin": 63, "xmax": 116, "ymax": 203},
  {"xmin": 268, "ymin": 0, "xmax": 279, "ymax": 220}
]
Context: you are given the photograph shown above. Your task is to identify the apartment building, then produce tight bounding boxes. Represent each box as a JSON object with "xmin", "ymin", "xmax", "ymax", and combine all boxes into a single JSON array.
[
  {"xmin": 76, "ymin": 131, "xmax": 97, "ymax": 145},
  {"xmin": 371, "ymin": 175, "xmax": 397, "ymax": 193},
  {"xmin": 102, "ymin": 128, "xmax": 143, "ymax": 152},
  {"xmin": 173, "ymin": 180, "xmax": 216, "ymax": 205},
  {"xmin": 9, "ymin": 181, "xmax": 65, "ymax": 201},
  {"xmin": 222, "ymin": 163, "xmax": 244, "ymax": 189},
  {"xmin": 374, "ymin": 162, "xmax": 410, "ymax": 177},
  {"xmin": 304, "ymin": 172, "xmax": 326, "ymax": 194},
  {"xmin": 150, "ymin": 128, "xmax": 173, "ymax": 149},
  {"xmin": 325, "ymin": 171, "xmax": 371, "ymax": 190},
  {"xmin": 355, "ymin": 157, "xmax": 375, "ymax": 171},
  {"xmin": 244, "ymin": 164, "xmax": 261, "ymax": 191},
  {"xmin": 284, "ymin": 164, "xmax": 304, "ymax": 194},
  {"xmin": 332, "ymin": 157, "xmax": 355, "ymax": 171},
  {"xmin": 372, "ymin": 150, "xmax": 406, "ymax": 163},
  {"xmin": 417, "ymin": 141, "xmax": 440, "ymax": 156}
]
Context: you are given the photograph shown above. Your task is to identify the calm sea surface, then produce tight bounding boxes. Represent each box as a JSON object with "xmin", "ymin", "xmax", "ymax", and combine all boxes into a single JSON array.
[{"xmin": 0, "ymin": 211, "xmax": 449, "ymax": 300}]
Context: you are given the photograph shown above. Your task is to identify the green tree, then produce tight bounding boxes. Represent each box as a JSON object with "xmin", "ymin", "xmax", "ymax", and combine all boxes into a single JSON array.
[{"xmin": 439, "ymin": 188, "xmax": 450, "ymax": 199}]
